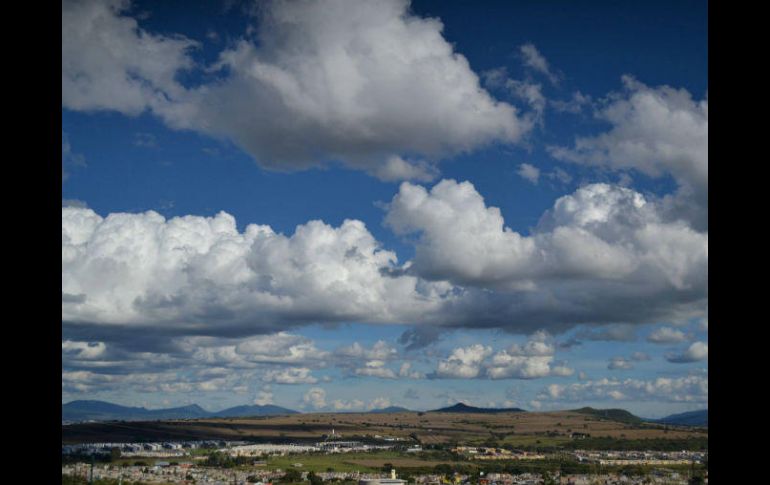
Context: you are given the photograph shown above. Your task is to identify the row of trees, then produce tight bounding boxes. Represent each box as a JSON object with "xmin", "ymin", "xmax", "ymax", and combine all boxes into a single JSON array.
[{"xmin": 203, "ymin": 450, "xmax": 263, "ymax": 468}]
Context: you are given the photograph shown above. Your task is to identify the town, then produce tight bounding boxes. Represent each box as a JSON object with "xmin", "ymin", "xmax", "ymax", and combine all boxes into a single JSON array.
[{"xmin": 62, "ymin": 439, "xmax": 708, "ymax": 485}]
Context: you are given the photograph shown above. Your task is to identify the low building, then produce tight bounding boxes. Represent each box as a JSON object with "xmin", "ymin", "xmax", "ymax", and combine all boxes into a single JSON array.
[{"xmin": 360, "ymin": 469, "xmax": 408, "ymax": 485}]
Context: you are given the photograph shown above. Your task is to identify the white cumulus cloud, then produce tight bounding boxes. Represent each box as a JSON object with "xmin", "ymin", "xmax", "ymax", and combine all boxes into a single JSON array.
[
  {"xmin": 538, "ymin": 375, "xmax": 708, "ymax": 403},
  {"xmin": 385, "ymin": 179, "xmax": 707, "ymax": 297},
  {"xmin": 262, "ymin": 367, "xmax": 318, "ymax": 384},
  {"xmin": 64, "ymin": 0, "xmax": 531, "ymax": 181},
  {"xmin": 62, "ymin": 0, "xmax": 198, "ymax": 115},
  {"xmin": 303, "ymin": 387, "xmax": 327, "ymax": 409},
  {"xmin": 666, "ymin": 341, "xmax": 708, "ymax": 363},
  {"xmin": 434, "ymin": 344, "xmax": 493, "ymax": 379},
  {"xmin": 517, "ymin": 163, "xmax": 540, "ymax": 184},
  {"xmin": 62, "ymin": 207, "xmax": 446, "ymax": 334},
  {"xmin": 549, "ymin": 77, "xmax": 708, "ymax": 229},
  {"xmin": 648, "ymin": 327, "xmax": 688, "ymax": 344},
  {"xmin": 63, "ymin": 179, "xmax": 707, "ymax": 346},
  {"xmin": 486, "ymin": 332, "xmax": 573, "ymax": 379},
  {"xmin": 254, "ymin": 388, "xmax": 274, "ymax": 406},
  {"xmin": 354, "ymin": 360, "xmax": 398, "ymax": 379}
]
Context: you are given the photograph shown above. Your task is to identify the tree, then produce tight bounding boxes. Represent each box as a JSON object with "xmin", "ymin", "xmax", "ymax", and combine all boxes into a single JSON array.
[
  {"xmin": 541, "ymin": 471, "xmax": 558, "ymax": 485},
  {"xmin": 282, "ymin": 468, "xmax": 303, "ymax": 483},
  {"xmin": 110, "ymin": 447, "xmax": 121, "ymax": 462},
  {"xmin": 309, "ymin": 471, "xmax": 324, "ymax": 485}
]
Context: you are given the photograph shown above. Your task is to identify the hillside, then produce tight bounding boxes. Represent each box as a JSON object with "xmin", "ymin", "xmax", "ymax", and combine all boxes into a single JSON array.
[
  {"xmin": 62, "ymin": 409, "xmax": 706, "ymax": 447},
  {"xmin": 571, "ymin": 407, "xmax": 643, "ymax": 425},
  {"xmin": 655, "ymin": 409, "xmax": 708, "ymax": 427}
]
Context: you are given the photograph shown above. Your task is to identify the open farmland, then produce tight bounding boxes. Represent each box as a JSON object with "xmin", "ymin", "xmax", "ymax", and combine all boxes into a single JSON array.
[
  {"xmin": 62, "ymin": 409, "xmax": 706, "ymax": 447},
  {"xmin": 262, "ymin": 450, "xmax": 477, "ymax": 473}
]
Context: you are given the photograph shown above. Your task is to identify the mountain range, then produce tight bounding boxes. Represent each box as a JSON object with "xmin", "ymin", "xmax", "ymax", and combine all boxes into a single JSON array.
[
  {"xmin": 62, "ymin": 400, "xmax": 298, "ymax": 423},
  {"xmin": 63, "ymin": 399, "xmax": 707, "ymax": 427},
  {"xmin": 652, "ymin": 409, "xmax": 708, "ymax": 427}
]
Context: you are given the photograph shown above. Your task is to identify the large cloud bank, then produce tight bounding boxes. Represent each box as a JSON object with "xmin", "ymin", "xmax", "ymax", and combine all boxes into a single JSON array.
[
  {"xmin": 63, "ymin": 178, "xmax": 707, "ymax": 341},
  {"xmin": 539, "ymin": 374, "xmax": 708, "ymax": 404},
  {"xmin": 384, "ymin": 179, "xmax": 707, "ymax": 329},
  {"xmin": 62, "ymin": 207, "xmax": 447, "ymax": 335},
  {"xmin": 62, "ymin": 0, "xmax": 530, "ymax": 181}
]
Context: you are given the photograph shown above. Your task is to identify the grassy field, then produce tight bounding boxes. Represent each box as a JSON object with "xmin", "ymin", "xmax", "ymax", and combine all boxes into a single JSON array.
[
  {"xmin": 62, "ymin": 410, "xmax": 707, "ymax": 450},
  {"xmin": 497, "ymin": 435, "xmax": 573, "ymax": 448},
  {"xmin": 265, "ymin": 450, "xmax": 482, "ymax": 473},
  {"xmin": 266, "ymin": 451, "xmax": 390, "ymax": 472},
  {"xmin": 70, "ymin": 447, "xmax": 708, "ymax": 479},
  {"xmin": 100, "ymin": 450, "xmax": 471, "ymax": 473}
]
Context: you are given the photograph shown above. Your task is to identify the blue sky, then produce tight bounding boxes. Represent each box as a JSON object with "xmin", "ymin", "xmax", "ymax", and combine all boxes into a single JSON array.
[{"xmin": 62, "ymin": 0, "xmax": 707, "ymax": 418}]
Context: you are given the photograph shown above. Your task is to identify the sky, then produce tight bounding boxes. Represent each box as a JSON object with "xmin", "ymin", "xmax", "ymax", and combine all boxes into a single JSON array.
[{"xmin": 61, "ymin": 0, "xmax": 708, "ymax": 418}]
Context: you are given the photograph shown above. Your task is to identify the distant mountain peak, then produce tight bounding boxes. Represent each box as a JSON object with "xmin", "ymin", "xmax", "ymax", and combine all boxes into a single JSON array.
[
  {"xmin": 368, "ymin": 406, "xmax": 411, "ymax": 413},
  {"xmin": 429, "ymin": 402, "xmax": 526, "ymax": 414},
  {"xmin": 214, "ymin": 404, "xmax": 299, "ymax": 418}
]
